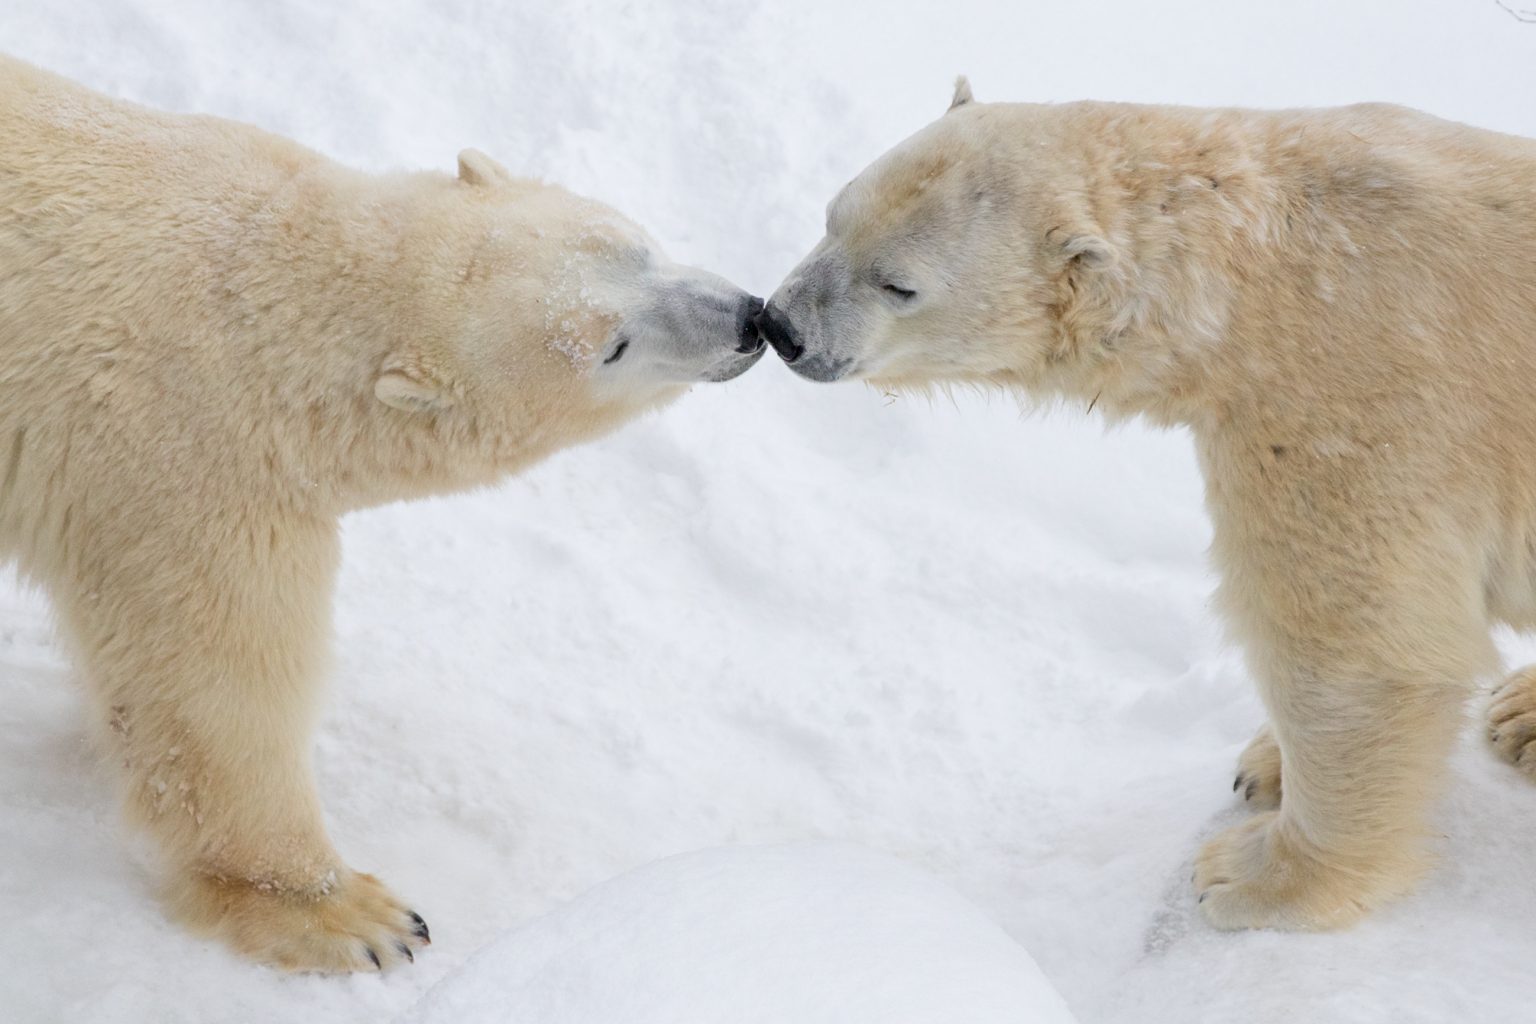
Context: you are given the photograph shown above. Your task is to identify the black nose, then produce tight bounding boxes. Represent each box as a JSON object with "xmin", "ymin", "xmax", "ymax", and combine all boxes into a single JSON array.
[
  {"xmin": 735, "ymin": 296, "xmax": 766, "ymax": 354},
  {"xmin": 754, "ymin": 305, "xmax": 803, "ymax": 363}
]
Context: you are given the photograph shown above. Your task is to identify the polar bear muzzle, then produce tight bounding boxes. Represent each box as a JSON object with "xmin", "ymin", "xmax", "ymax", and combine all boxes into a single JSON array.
[{"xmin": 592, "ymin": 270, "xmax": 767, "ymax": 390}]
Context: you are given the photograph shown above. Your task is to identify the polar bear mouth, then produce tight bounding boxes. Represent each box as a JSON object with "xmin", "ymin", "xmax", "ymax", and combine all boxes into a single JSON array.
[
  {"xmin": 702, "ymin": 346, "xmax": 767, "ymax": 382},
  {"xmin": 783, "ymin": 353, "xmax": 854, "ymax": 383}
]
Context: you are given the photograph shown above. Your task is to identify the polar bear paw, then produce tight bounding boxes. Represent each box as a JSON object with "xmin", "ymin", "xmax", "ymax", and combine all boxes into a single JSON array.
[
  {"xmin": 1489, "ymin": 666, "xmax": 1536, "ymax": 780},
  {"xmin": 1193, "ymin": 812, "xmax": 1414, "ymax": 931},
  {"xmin": 168, "ymin": 868, "xmax": 429, "ymax": 972},
  {"xmin": 1231, "ymin": 724, "xmax": 1283, "ymax": 809}
]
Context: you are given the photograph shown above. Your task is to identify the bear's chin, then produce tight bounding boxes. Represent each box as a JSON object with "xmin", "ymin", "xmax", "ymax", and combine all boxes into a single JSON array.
[
  {"xmin": 699, "ymin": 348, "xmax": 766, "ymax": 383},
  {"xmin": 783, "ymin": 353, "xmax": 856, "ymax": 383}
]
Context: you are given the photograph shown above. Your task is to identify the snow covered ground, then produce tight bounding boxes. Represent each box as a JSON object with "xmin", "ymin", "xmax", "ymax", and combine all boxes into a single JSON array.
[
  {"xmin": 2, "ymin": 1, "xmax": 1535, "ymax": 1021},
  {"xmin": 402, "ymin": 842, "xmax": 1078, "ymax": 1024}
]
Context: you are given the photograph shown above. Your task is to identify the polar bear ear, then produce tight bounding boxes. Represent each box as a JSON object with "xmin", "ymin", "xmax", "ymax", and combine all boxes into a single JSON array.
[
  {"xmin": 1059, "ymin": 232, "xmax": 1117, "ymax": 271},
  {"xmin": 1050, "ymin": 226, "xmax": 1132, "ymax": 357},
  {"xmin": 375, "ymin": 354, "xmax": 455, "ymax": 413},
  {"xmin": 457, "ymin": 148, "xmax": 513, "ymax": 188},
  {"xmin": 947, "ymin": 76, "xmax": 975, "ymax": 112}
]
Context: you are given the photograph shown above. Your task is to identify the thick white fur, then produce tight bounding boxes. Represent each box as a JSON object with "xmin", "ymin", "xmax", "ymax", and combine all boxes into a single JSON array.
[
  {"xmin": 766, "ymin": 85, "xmax": 1536, "ymax": 929},
  {"xmin": 0, "ymin": 55, "xmax": 757, "ymax": 971}
]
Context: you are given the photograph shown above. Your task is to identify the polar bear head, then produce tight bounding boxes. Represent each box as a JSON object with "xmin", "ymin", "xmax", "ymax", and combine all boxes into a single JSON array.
[
  {"xmin": 758, "ymin": 80, "xmax": 1148, "ymax": 396},
  {"xmin": 376, "ymin": 150, "xmax": 764, "ymax": 424}
]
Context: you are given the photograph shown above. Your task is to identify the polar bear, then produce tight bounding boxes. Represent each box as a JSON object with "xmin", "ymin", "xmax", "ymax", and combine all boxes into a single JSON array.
[
  {"xmin": 758, "ymin": 79, "xmax": 1536, "ymax": 929},
  {"xmin": 0, "ymin": 55, "xmax": 764, "ymax": 972}
]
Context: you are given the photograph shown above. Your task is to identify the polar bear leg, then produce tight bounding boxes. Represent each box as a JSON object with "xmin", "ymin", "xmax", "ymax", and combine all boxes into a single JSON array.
[
  {"xmin": 1195, "ymin": 518, "xmax": 1486, "ymax": 929},
  {"xmin": 64, "ymin": 516, "xmax": 428, "ymax": 971},
  {"xmin": 1196, "ymin": 657, "xmax": 1467, "ymax": 928},
  {"xmin": 1488, "ymin": 666, "xmax": 1536, "ymax": 780}
]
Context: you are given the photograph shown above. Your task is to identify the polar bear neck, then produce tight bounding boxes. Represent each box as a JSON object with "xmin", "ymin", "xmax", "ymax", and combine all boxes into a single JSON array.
[{"xmin": 1003, "ymin": 103, "xmax": 1272, "ymax": 431}]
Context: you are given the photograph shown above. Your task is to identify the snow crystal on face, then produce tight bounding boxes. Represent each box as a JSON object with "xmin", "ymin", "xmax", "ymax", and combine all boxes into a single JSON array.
[
  {"xmin": 543, "ymin": 241, "xmax": 641, "ymax": 372},
  {"xmin": 546, "ymin": 319, "xmax": 596, "ymax": 369},
  {"xmin": 543, "ymin": 262, "xmax": 601, "ymax": 370}
]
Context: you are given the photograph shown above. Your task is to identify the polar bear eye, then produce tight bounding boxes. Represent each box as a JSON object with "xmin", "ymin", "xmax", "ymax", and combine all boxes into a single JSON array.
[
  {"xmin": 603, "ymin": 337, "xmax": 630, "ymax": 364},
  {"xmin": 881, "ymin": 283, "xmax": 918, "ymax": 301}
]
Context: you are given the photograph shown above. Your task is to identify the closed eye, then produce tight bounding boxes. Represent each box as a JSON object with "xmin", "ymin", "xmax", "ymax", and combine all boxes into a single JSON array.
[{"xmin": 881, "ymin": 283, "xmax": 917, "ymax": 301}]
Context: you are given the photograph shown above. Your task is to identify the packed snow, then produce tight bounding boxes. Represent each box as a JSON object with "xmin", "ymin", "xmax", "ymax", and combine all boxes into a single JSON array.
[
  {"xmin": 401, "ymin": 842, "xmax": 1078, "ymax": 1024},
  {"xmin": 2, "ymin": 1, "xmax": 1535, "ymax": 1022}
]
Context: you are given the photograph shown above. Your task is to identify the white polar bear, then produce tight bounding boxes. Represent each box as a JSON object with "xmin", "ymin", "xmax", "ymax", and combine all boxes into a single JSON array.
[
  {"xmin": 0, "ymin": 55, "xmax": 763, "ymax": 972},
  {"xmin": 759, "ymin": 78, "xmax": 1536, "ymax": 930}
]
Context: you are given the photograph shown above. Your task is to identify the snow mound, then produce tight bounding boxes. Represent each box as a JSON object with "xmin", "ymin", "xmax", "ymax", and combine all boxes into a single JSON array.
[{"xmin": 399, "ymin": 842, "xmax": 1077, "ymax": 1024}]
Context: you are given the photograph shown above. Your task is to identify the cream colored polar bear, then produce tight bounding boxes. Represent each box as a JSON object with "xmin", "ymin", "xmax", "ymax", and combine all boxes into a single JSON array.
[
  {"xmin": 0, "ymin": 55, "xmax": 764, "ymax": 972},
  {"xmin": 759, "ymin": 79, "xmax": 1536, "ymax": 929}
]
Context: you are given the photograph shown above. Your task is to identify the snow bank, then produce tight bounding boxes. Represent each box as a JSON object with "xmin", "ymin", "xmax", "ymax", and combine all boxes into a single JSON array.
[{"xmin": 401, "ymin": 843, "xmax": 1076, "ymax": 1024}]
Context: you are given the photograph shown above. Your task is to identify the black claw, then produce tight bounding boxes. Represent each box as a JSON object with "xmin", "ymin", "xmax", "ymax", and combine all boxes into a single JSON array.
[
  {"xmin": 366, "ymin": 946, "xmax": 381, "ymax": 970},
  {"xmin": 1198, "ymin": 892, "xmax": 1208, "ymax": 904},
  {"xmin": 1491, "ymin": 731, "xmax": 1501, "ymax": 743},
  {"xmin": 1245, "ymin": 780, "xmax": 1258, "ymax": 801},
  {"xmin": 1232, "ymin": 775, "xmax": 1243, "ymax": 792},
  {"xmin": 409, "ymin": 910, "xmax": 431, "ymax": 944},
  {"xmin": 398, "ymin": 941, "xmax": 414, "ymax": 963}
]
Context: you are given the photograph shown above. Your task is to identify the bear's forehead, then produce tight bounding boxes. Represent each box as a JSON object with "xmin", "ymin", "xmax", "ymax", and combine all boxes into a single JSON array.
[{"xmin": 833, "ymin": 152, "xmax": 944, "ymax": 224}]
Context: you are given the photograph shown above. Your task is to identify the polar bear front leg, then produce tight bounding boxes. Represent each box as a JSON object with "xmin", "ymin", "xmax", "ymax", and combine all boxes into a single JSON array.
[
  {"xmin": 1192, "ymin": 498, "xmax": 1486, "ymax": 929},
  {"xmin": 64, "ymin": 517, "xmax": 429, "ymax": 972},
  {"xmin": 1194, "ymin": 641, "xmax": 1471, "ymax": 928}
]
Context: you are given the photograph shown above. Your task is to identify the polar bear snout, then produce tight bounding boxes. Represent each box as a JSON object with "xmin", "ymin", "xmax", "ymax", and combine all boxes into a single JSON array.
[
  {"xmin": 597, "ymin": 272, "xmax": 768, "ymax": 388},
  {"xmin": 690, "ymin": 290, "xmax": 768, "ymax": 382},
  {"xmin": 760, "ymin": 242, "xmax": 869, "ymax": 382},
  {"xmin": 757, "ymin": 302, "xmax": 858, "ymax": 383}
]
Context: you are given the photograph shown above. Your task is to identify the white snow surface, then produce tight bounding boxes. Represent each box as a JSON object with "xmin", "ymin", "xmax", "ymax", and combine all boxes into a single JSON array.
[
  {"xmin": 401, "ymin": 842, "xmax": 1077, "ymax": 1024},
  {"xmin": 2, "ymin": 1, "xmax": 1535, "ymax": 1022}
]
